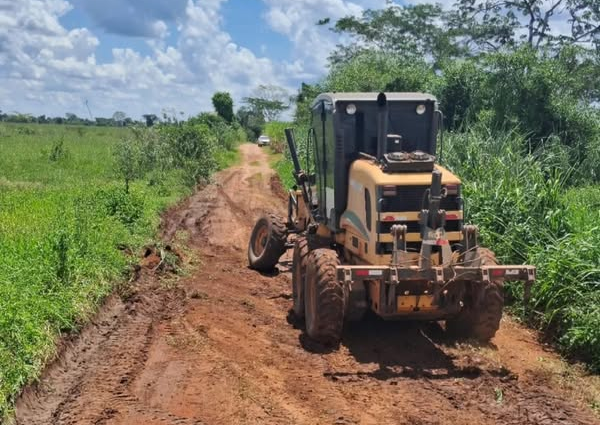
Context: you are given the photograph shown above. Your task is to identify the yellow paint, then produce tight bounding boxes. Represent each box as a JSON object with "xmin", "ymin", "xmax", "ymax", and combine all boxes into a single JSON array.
[
  {"xmin": 397, "ymin": 295, "xmax": 436, "ymax": 312},
  {"xmin": 342, "ymin": 158, "xmax": 464, "ymax": 264},
  {"xmin": 369, "ymin": 281, "xmax": 381, "ymax": 312},
  {"xmin": 292, "ymin": 189, "xmax": 309, "ymax": 231},
  {"xmin": 351, "ymin": 159, "xmax": 461, "ymax": 186},
  {"xmin": 335, "ymin": 232, "xmax": 346, "ymax": 246}
]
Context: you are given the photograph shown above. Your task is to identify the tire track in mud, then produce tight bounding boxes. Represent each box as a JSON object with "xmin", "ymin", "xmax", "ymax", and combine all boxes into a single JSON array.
[{"xmin": 14, "ymin": 144, "xmax": 600, "ymax": 425}]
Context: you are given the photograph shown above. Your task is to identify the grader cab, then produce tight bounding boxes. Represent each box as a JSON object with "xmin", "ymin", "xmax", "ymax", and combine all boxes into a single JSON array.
[{"xmin": 248, "ymin": 92, "xmax": 535, "ymax": 344}]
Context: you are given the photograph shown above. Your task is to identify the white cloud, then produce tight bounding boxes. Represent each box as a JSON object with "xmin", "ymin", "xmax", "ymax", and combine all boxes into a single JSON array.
[
  {"xmin": 76, "ymin": 0, "xmax": 188, "ymax": 38},
  {"xmin": 261, "ymin": 0, "xmax": 386, "ymax": 78},
  {"xmin": 0, "ymin": 0, "xmax": 290, "ymax": 118},
  {"xmin": 2, "ymin": 0, "xmax": 389, "ymax": 118}
]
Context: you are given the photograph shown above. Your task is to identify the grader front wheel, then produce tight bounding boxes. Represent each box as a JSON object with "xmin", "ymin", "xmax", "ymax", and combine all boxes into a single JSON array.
[
  {"xmin": 446, "ymin": 248, "xmax": 504, "ymax": 342},
  {"xmin": 304, "ymin": 249, "xmax": 345, "ymax": 344},
  {"xmin": 248, "ymin": 214, "xmax": 287, "ymax": 272},
  {"xmin": 291, "ymin": 236, "xmax": 309, "ymax": 318}
]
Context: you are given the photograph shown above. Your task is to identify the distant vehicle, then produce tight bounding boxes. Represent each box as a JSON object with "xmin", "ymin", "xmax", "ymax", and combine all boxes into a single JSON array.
[{"xmin": 257, "ymin": 135, "xmax": 270, "ymax": 147}]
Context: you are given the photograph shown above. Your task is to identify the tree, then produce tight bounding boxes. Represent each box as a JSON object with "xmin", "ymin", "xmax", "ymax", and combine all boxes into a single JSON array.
[
  {"xmin": 112, "ymin": 111, "xmax": 127, "ymax": 126},
  {"xmin": 212, "ymin": 92, "xmax": 235, "ymax": 123},
  {"xmin": 65, "ymin": 113, "xmax": 79, "ymax": 123},
  {"xmin": 452, "ymin": 0, "xmax": 600, "ymax": 51},
  {"xmin": 294, "ymin": 83, "xmax": 323, "ymax": 125},
  {"xmin": 330, "ymin": 0, "xmax": 600, "ymax": 64},
  {"xmin": 331, "ymin": 4, "xmax": 465, "ymax": 66},
  {"xmin": 236, "ymin": 106, "xmax": 265, "ymax": 139},
  {"xmin": 243, "ymin": 85, "xmax": 290, "ymax": 122},
  {"xmin": 143, "ymin": 114, "xmax": 158, "ymax": 127},
  {"xmin": 114, "ymin": 138, "xmax": 142, "ymax": 193}
]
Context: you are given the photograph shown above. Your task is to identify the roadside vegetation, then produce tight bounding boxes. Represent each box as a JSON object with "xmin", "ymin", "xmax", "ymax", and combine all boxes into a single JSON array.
[
  {"xmin": 0, "ymin": 91, "xmax": 244, "ymax": 416},
  {"xmin": 263, "ymin": 1, "xmax": 600, "ymax": 372}
]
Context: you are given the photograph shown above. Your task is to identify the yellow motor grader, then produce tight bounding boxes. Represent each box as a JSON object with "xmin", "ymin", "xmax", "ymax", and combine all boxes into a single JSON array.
[{"xmin": 248, "ymin": 92, "xmax": 535, "ymax": 344}]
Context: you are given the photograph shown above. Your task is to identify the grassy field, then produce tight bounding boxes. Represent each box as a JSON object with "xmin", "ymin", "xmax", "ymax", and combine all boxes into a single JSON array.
[{"xmin": 0, "ymin": 123, "xmax": 236, "ymax": 416}]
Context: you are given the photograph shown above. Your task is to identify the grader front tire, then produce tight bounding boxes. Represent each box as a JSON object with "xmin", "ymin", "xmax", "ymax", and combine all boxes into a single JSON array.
[
  {"xmin": 248, "ymin": 214, "xmax": 287, "ymax": 272},
  {"xmin": 446, "ymin": 248, "xmax": 504, "ymax": 342},
  {"xmin": 304, "ymin": 249, "xmax": 345, "ymax": 345},
  {"xmin": 291, "ymin": 236, "xmax": 309, "ymax": 318}
]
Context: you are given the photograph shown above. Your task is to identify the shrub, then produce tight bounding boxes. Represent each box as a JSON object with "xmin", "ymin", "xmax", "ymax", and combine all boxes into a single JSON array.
[
  {"xmin": 159, "ymin": 123, "xmax": 217, "ymax": 185},
  {"xmin": 114, "ymin": 137, "xmax": 143, "ymax": 192},
  {"xmin": 94, "ymin": 186, "xmax": 145, "ymax": 229},
  {"xmin": 444, "ymin": 125, "xmax": 600, "ymax": 369},
  {"xmin": 48, "ymin": 137, "xmax": 68, "ymax": 162}
]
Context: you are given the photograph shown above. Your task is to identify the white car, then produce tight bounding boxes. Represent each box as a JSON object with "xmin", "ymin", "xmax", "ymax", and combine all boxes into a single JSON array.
[{"xmin": 257, "ymin": 135, "xmax": 270, "ymax": 147}]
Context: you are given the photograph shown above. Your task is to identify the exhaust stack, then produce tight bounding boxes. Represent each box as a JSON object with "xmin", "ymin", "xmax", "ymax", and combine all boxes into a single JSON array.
[{"xmin": 376, "ymin": 92, "xmax": 388, "ymax": 161}]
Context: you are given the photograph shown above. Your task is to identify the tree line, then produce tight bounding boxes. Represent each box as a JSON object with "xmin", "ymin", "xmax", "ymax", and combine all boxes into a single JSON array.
[
  {"xmin": 2, "ymin": 82, "xmax": 292, "ymax": 134},
  {"xmin": 292, "ymin": 0, "xmax": 600, "ymax": 183}
]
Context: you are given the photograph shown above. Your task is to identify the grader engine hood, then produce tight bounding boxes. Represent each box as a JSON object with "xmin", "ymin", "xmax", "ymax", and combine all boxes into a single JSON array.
[
  {"xmin": 341, "ymin": 159, "xmax": 463, "ymax": 258},
  {"xmin": 350, "ymin": 159, "xmax": 461, "ymax": 187}
]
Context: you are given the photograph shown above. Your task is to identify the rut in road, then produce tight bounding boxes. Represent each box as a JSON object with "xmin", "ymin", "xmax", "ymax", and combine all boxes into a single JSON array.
[{"xmin": 14, "ymin": 144, "xmax": 600, "ymax": 425}]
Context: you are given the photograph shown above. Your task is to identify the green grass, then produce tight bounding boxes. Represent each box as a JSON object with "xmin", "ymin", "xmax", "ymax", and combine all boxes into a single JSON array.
[
  {"xmin": 263, "ymin": 122, "xmax": 289, "ymax": 153},
  {"xmin": 442, "ymin": 126, "xmax": 600, "ymax": 370},
  {"xmin": 215, "ymin": 145, "xmax": 241, "ymax": 170},
  {"xmin": 268, "ymin": 148, "xmax": 295, "ymax": 188},
  {"xmin": 0, "ymin": 122, "xmax": 238, "ymax": 416}
]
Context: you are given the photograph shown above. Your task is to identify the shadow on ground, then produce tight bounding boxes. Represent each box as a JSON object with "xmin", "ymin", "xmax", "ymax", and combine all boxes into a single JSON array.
[{"xmin": 293, "ymin": 309, "xmax": 505, "ymax": 381}]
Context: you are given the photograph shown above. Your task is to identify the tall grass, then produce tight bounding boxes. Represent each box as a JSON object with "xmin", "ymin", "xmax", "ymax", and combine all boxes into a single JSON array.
[
  {"xmin": 443, "ymin": 125, "xmax": 600, "ymax": 369},
  {"xmin": 0, "ymin": 122, "xmax": 240, "ymax": 416},
  {"xmin": 266, "ymin": 121, "xmax": 311, "ymax": 187}
]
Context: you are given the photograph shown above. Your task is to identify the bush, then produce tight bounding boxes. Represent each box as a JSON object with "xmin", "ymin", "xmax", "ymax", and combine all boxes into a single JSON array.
[
  {"xmin": 94, "ymin": 186, "xmax": 145, "ymax": 229},
  {"xmin": 159, "ymin": 123, "xmax": 217, "ymax": 185},
  {"xmin": 114, "ymin": 137, "xmax": 144, "ymax": 192},
  {"xmin": 48, "ymin": 137, "xmax": 68, "ymax": 162},
  {"xmin": 444, "ymin": 125, "xmax": 600, "ymax": 369},
  {"xmin": 326, "ymin": 51, "xmax": 437, "ymax": 93},
  {"xmin": 187, "ymin": 112, "xmax": 243, "ymax": 151}
]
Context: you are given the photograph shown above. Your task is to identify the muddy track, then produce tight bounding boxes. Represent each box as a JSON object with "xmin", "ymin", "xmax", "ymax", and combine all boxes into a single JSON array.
[{"xmin": 14, "ymin": 144, "xmax": 600, "ymax": 425}]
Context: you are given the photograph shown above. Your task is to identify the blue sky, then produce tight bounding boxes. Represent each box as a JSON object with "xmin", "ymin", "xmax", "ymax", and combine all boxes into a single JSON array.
[{"xmin": 0, "ymin": 0, "xmax": 389, "ymax": 119}]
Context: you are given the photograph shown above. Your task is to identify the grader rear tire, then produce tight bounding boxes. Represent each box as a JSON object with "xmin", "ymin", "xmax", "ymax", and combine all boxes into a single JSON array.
[
  {"xmin": 248, "ymin": 214, "xmax": 287, "ymax": 272},
  {"xmin": 304, "ymin": 249, "xmax": 345, "ymax": 344},
  {"xmin": 291, "ymin": 236, "xmax": 309, "ymax": 318},
  {"xmin": 446, "ymin": 248, "xmax": 504, "ymax": 342}
]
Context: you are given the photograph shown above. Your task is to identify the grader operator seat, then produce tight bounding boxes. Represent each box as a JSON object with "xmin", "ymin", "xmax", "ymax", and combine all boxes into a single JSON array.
[{"xmin": 308, "ymin": 92, "xmax": 440, "ymax": 232}]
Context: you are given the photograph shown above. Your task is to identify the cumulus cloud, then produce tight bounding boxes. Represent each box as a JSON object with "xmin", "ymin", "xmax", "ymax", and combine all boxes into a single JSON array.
[
  {"xmin": 3, "ymin": 0, "xmax": 387, "ymax": 118},
  {"xmin": 0, "ymin": 0, "xmax": 177, "ymax": 116},
  {"xmin": 1, "ymin": 0, "xmax": 289, "ymax": 118},
  {"xmin": 76, "ymin": 0, "xmax": 188, "ymax": 38},
  {"xmin": 261, "ymin": 0, "xmax": 386, "ymax": 78}
]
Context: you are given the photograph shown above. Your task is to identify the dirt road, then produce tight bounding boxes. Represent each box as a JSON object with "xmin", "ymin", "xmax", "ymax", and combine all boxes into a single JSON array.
[{"xmin": 14, "ymin": 144, "xmax": 600, "ymax": 425}]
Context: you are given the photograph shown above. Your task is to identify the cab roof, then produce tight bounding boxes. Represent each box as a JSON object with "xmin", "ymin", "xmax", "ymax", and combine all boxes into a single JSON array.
[{"xmin": 312, "ymin": 92, "xmax": 437, "ymax": 108}]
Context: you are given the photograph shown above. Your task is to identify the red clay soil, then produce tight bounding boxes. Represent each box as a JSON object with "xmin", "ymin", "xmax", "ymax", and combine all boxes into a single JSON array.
[{"xmin": 14, "ymin": 144, "xmax": 600, "ymax": 425}]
